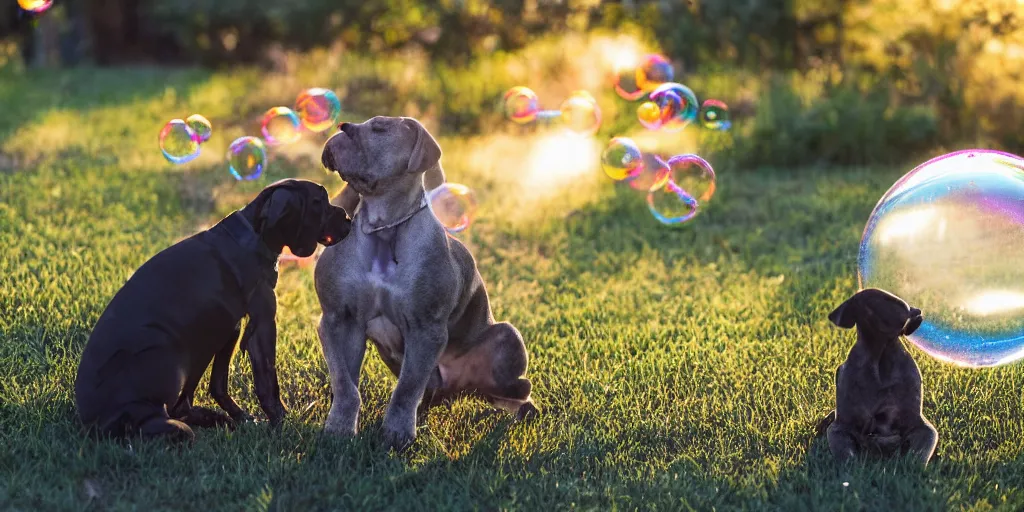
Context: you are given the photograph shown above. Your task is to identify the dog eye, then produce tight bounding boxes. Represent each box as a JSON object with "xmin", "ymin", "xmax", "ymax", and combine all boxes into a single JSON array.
[{"xmin": 371, "ymin": 125, "xmax": 387, "ymax": 133}]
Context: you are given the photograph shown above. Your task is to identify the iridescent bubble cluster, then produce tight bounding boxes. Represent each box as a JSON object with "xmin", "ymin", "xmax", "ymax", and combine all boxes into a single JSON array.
[
  {"xmin": 502, "ymin": 86, "xmax": 602, "ymax": 135},
  {"xmin": 858, "ymin": 149, "xmax": 1024, "ymax": 368},
  {"xmin": 601, "ymin": 137, "xmax": 716, "ymax": 226},
  {"xmin": 159, "ymin": 87, "xmax": 342, "ymax": 182},
  {"xmin": 614, "ymin": 54, "xmax": 732, "ymax": 133},
  {"xmin": 600, "ymin": 53, "xmax": 729, "ymax": 226},
  {"xmin": 158, "ymin": 114, "xmax": 213, "ymax": 165},
  {"xmin": 261, "ymin": 88, "xmax": 343, "ymax": 147},
  {"xmin": 634, "ymin": 83, "xmax": 730, "ymax": 133},
  {"xmin": 615, "ymin": 54, "xmax": 673, "ymax": 101}
]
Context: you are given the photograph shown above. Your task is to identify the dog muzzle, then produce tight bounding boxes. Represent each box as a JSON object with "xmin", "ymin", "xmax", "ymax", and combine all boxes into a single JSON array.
[{"xmin": 902, "ymin": 309, "xmax": 923, "ymax": 336}]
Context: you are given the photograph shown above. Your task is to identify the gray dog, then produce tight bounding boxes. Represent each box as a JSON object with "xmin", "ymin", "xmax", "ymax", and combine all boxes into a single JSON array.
[
  {"xmin": 818, "ymin": 288, "xmax": 938, "ymax": 466},
  {"xmin": 316, "ymin": 116, "xmax": 539, "ymax": 450}
]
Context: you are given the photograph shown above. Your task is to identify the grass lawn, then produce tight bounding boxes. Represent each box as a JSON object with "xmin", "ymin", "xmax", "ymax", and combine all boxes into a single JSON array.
[{"xmin": 1, "ymin": 66, "xmax": 1023, "ymax": 511}]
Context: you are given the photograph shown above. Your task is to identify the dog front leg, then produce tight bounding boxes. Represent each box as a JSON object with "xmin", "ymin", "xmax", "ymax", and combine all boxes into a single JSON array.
[
  {"xmin": 827, "ymin": 421, "xmax": 859, "ymax": 464},
  {"xmin": 244, "ymin": 285, "xmax": 286, "ymax": 426},
  {"xmin": 210, "ymin": 322, "xmax": 252, "ymax": 423},
  {"xmin": 904, "ymin": 419, "xmax": 938, "ymax": 466},
  {"xmin": 382, "ymin": 324, "xmax": 447, "ymax": 451},
  {"xmin": 318, "ymin": 309, "xmax": 367, "ymax": 437}
]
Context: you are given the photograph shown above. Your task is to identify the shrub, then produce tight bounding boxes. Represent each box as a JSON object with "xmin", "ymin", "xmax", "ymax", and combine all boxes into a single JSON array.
[{"xmin": 732, "ymin": 73, "xmax": 939, "ymax": 169}]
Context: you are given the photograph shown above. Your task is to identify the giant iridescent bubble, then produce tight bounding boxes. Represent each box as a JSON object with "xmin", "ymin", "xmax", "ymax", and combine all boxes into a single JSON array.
[{"xmin": 858, "ymin": 149, "xmax": 1024, "ymax": 367}]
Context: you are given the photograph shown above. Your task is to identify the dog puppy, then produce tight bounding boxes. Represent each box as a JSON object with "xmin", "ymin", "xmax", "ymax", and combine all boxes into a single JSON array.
[
  {"xmin": 75, "ymin": 179, "xmax": 351, "ymax": 441},
  {"xmin": 818, "ymin": 288, "xmax": 938, "ymax": 466},
  {"xmin": 316, "ymin": 116, "xmax": 538, "ymax": 451}
]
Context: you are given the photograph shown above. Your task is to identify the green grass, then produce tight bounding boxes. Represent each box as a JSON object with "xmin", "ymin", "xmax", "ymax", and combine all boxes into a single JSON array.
[{"xmin": 1, "ymin": 64, "xmax": 1023, "ymax": 512}]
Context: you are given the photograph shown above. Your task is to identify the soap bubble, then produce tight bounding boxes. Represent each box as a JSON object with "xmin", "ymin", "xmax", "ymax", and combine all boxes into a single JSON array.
[
  {"xmin": 858, "ymin": 149, "xmax": 1024, "ymax": 367},
  {"xmin": 646, "ymin": 154, "xmax": 715, "ymax": 225},
  {"xmin": 647, "ymin": 181, "xmax": 698, "ymax": 225},
  {"xmin": 18, "ymin": 0, "xmax": 51, "ymax": 13},
  {"xmin": 158, "ymin": 119, "xmax": 200, "ymax": 164},
  {"xmin": 637, "ymin": 101, "xmax": 662, "ymax": 130},
  {"xmin": 560, "ymin": 90, "xmax": 602, "ymax": 135},
  {"xmin": 295, "ymin": 88, "xmax": 342, "ymax": 133},
  {"xmin": 699, "ymin": 99, "xmax": 731, "ymax": 131},
  {"xmin": 647, "ymin": 82, "xmax": 699, "ymax": 132},
  {"xmin": 667, "ymin": 154, "xmax": 716, "ymax": 203},
  {"xmin": 227, "ymin": 136, "xmax": 268, "ymax": 181},
  {"xmin": 503, "ymin": 87, "xmax": 540, "ymax": 124},
  {"xmin": 626, "ymin": 153, "xmax": 670, "ymax": 191},
  {"xmin": 260, "ymin": 106, "xmax": 302, "ymax": 146},
  {"xmin": 428, "ymin": 183, "xmax": 478, "ymax": 233},
  {"xmin": 186, "ymin": 114, "xmax": 213, "ymax": 144},
  {"xmin": 635, "ymin": 54, "xmax": 674, "ymax": 93},
  {"xmin": 601, "ymin": 137, "xmax": 643, "ymax": 181},
  {"xmin": 614, "ymin": 69, "xmax": 646, "ymax": 101}
]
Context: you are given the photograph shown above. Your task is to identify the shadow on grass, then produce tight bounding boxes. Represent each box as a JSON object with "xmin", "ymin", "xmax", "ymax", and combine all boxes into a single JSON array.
[{"xmin": 0, "ymin": 389, "xmax": 999, "ymax": 511}]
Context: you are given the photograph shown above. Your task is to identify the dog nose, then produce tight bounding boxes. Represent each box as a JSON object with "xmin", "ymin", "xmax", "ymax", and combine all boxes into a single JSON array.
[
  {"xmin": 339, "ymin": 122, "xmax": 353, "ymax": 134},
  {"xmin": 909, "ymin": 307, "xmax": 922, "ymax": 318}
]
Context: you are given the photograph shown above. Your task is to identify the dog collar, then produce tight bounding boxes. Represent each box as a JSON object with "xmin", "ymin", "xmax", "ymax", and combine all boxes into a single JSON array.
[
  {"xmin": 361, "ymin": 196, "xmax": 428, "ymax": 235},
  {"xmin": 222, "ymin": 212, "xmax": 279, "ymax": 265}
]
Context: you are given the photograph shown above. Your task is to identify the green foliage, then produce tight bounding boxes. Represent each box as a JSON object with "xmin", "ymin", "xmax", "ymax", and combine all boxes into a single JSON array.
[
  {"xmin": 734, "ymin": 74, "xmax": 939, "ymax": 168},
  {"xmin": 5, "ymin": 0, "xmax": 1019, "ymax": 164},
  {"xmin": 2, "ymin": 65, "xmax": 1024, "ymax": 510},
  {"xmin": 139, "ymin": 0, "xmax": 583, "ymax": 66}
]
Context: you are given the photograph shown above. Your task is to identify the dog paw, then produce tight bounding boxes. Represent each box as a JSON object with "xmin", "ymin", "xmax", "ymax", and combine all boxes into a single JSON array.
[
  {"xmin": 323, "ymin": 417, "xmax": 357, "ymax": 438},
  {"xmin": 515, "ymin": 402, "xmax": 541, "ymax": 422},
  {"xmin": 230, "ymin": 411, "xmax": 256, "ymax": 425},
  {"xmin": 182, "ymin": 407, "xmax": 236, "ymax": 430},
  {"xmin": 264, "ymin": 402, "xmax": 287, "ymax": 428},
  {"xmin": 140, "ymin": 418, "xmax": 195, "ymax": 444},
  {"xmin": 382, "ymin": 427, "xmax": 415, "ymax": 453},
  {"xmin": 267, "ymin": 413, "xmax": 285, "ymax": 428}
]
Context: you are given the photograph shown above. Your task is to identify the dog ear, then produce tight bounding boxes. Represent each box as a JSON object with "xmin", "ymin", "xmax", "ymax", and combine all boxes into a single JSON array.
[
  {"xmin": 423, "ymin": 164, "xmax": 446, "ymax": 191},
  {"xmin": 404, "ymin": 118, "xmax": 442, "ymax": 175},
  {"xmin": 828, "ymin": 297, "xmax": 858, "ymax": 329},
  {"xmin": 257, "ymin": 185, "xmax": 303, "ymax": 242}
]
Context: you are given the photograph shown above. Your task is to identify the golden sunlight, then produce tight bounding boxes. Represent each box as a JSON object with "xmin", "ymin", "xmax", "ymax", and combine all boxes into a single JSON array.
[
  {"xmin": 962, "ymin": 290, "xmax": 1024, "ymax": 317},
  {"xmin": 605, "ymin": 44, "xmax": 640, "ymax": 72},
  {"xmin": 522, "ymin": 131, "xmax": 601, "ymax": 195},
  {"xmin": 875, "ymin": 207, "xmax": 940, "ymax": 246}
]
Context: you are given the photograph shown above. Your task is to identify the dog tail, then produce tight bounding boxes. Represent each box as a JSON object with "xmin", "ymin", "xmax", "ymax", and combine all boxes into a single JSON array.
[{"xmin": 815, "ymin": 410, "xmax": 836, "ymax": 438}]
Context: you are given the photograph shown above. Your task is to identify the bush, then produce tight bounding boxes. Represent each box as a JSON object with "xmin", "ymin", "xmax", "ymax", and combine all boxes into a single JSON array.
[
  {"xmin": 732, "ymin": 74, "xmax": 939, "ymax": 169},
  {"xmin": 6, "ymin": 0, "xmax": 1020, "ymax": 166}
]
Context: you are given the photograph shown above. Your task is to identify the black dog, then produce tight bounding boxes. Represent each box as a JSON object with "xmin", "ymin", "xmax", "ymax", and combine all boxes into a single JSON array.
[
  {"xmin": 817, "ymin": 288, "xmax": 938, "ymax": 466},
  {"xmin": 75, "ymin": 179, "xmax": 351, "ymax": 441}
]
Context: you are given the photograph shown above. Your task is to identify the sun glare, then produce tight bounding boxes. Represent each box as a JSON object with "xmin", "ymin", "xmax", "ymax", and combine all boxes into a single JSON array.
[
  {"xmin": 522, "ymin": 131, "xmax": 600, "ymax": 195},
  {"xmin": 875, "ymin": 207, "xmax": 939, "ymax": 246},
  {"xmin": 597, "ymin": 36, "xmax": 642, "ymax": 72},
  {"xmin": 962, "ymin": 290, "xmax": 1024, "ymax": 317}
]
